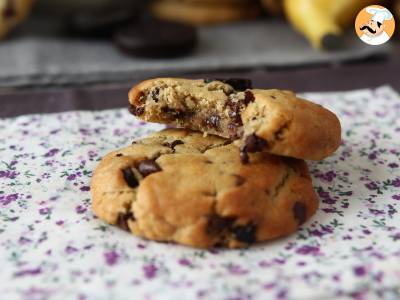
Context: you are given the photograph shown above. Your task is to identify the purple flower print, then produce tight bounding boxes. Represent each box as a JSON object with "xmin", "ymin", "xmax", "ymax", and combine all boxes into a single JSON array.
[
  {"xmin": 0, "ymin": 193, "xmax": 18, "ymax": 205},
  {"xmin": 14, "ymin": 268, "xmax": 42, "ymax": 277},
  {"xmin": 75, "ymin": 205, "xmax": 87, "ymax": 214},
  {"xmin": 0, "ymin": 170, "xmax": 19, "ymax": 179},
  {"xmin": 65, "ymin": 246, "xmax": 78, "ymax": 254},
  {"xmin": 227, "ymin": 264, "xmax": 249, "ymax": 275},
  {"xmin": 296, "ymin": 245, "xmax": 320, "ymax": 255},
  {"xmin": 392, "ymin": 178, "xmax": 400, "ymax": 187},
  {"xmin": 104, "ymin": 251, "xmax": 119, "ymax": 266},
  {"xmin": 392, "ymin": 194, "xmax": 400, "ymax": 200},
  {"xmin": 67, "ymin": 174, "xmax": 76, "ymax": 181},
  {"xmin": 353, "ymin": 266, "xmax": 367, "ymax": 277},
  {"xmin": 365, "ymin": 182, "xmax": 378, "ymax": 190},
  {"xmin": 178, "ymin": 258, "xmax": 191, "ymax": 266},
  {"xmin": 143, "ymin": 264, "xmax": 158, "ymax": 279},
  {"xmin": 44, "ymin": 148, "xmax": 59, "ymax": 157},
  {"xmin": 38, "ymin": 207, "xmax": 51, "ymax": 215},
  {"xmin": 388, "ymin": 163, "xmax": 399, "ymax": 168},
  {"xmin": 80, "ymin": 186, "xmax": 90, "ymax": 192},
  {"xmin": 316, "ymin": 171, "xmax": 337, "ymax": 182}
]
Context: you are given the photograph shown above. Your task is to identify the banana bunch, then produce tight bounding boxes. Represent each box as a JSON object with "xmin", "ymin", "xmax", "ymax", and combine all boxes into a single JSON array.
[{"xmin": 282, "ymin": 0, "xmax": 387, "ymax": 50}]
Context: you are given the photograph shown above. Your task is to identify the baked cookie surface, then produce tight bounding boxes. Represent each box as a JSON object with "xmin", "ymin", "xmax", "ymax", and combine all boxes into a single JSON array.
[
  {"xmin": 0, "ymin": 0, "xmax": 33, "ymax": 39},
  {"xmin": 91, "ymin": 129, "xmax": 319, "ymax": 248},
  {"xmin": 128, "ymin": 78, "xmax": 341, "ymax": 161},
  {"xmin": 150, "ymin": 0, "xmax": 261, "ymax": 26}
]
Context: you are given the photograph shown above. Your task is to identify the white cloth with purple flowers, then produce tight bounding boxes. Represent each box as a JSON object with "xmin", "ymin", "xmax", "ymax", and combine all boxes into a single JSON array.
[{"xmin": 1, "ymin": 86, "xmax": 400, "ymax": 300}]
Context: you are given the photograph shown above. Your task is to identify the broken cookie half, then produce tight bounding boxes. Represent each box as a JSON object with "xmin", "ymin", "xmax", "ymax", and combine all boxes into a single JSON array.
[{"xmin": 128, "ymin": 78, "xmax": 341, "ymax": 162}]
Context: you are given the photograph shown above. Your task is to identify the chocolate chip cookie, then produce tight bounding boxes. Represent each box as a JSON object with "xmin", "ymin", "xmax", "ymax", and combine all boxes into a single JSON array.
[
  {"xmin": 91, "ymin": 129, "xmax": 319, "ymax": 249},
  {"xmin": 150, "ymin": 0, "xmax": 262, "ymax": 26},
  {"xmin": 128, "ymin": 78, "xmax": 341, "ymax": 162},
  {"xmin": 0, "ymin": 0, "xmax": 33, "ymax": 39}
]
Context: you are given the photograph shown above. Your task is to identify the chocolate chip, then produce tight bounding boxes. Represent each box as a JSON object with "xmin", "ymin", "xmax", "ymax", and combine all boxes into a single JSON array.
[
  {"xmin": 3, "ymin": 0, "xmax": 16, "ymax": 18},
  {"xmin": 116, "ymin": 153, "xmax": 123, "ymax": 157},
  {"xmin": 239, "ymin": 145, "xmax": 249, "ymax": 164},
  {"xmin": 207, "ymin": 215, "xmax": 235, "ymax": 235},
  {"xmin": 163, "ymin": 140, "xmax": 184, "ymax": 150},
  {"xmin": 233, "ymin": 175, "xmax": 245, "ymax": 186},
  {"xmin": 231, "ymin": 224, "xmax": 256, "ymax": 244},
  {"xmin": 244, "ymin": 134, "xmax": 267, "ymax": 153},
  {"xmin": 224, "ymin": 79, "xmax": 253, "ymax": 91},
  {"xmin": 121, "ymin": 167, "xmax": 139, "ymax": 188},
  {"xmin": 150, "ymin": 87, "xmax": 160, "ymax": 102},
  {"xmin": 204, "ymin": 114, "xmax": 221, "ymax": 130},
  {"xmin": 243, "ymin": 90, "xmax": 255, "ymax": 105},
  {"xmin": 138, "ymin": 159, "xmax": 162, "ymax": 177},
  {"xmin": 204, "ymin": 78, "xmax": 253, "ymax": 91},
  {"xmin": 116, "ymin": 212, "xmax": 135, "ymax": 231},
  {"xmin": 128, "ymin": 105, "xmax": 145, "ymax": 116},
  {"xmin": 225, "ymin": 98, "xmax": 243, "ymax": 132},
  {"xmin": 271, "ymin": 95, "xmax": 276, "ymax": 99},
  {"xmin": 161, "ymin": 107, "xmax": 186, "ymax": 119},
  {"xmin": 293, "ymin": 202, "xmax": 307, "ymax": 225}
]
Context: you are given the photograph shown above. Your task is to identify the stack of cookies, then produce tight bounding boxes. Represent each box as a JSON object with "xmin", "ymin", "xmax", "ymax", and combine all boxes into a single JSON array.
[
  {"xmin": 150, "ymin": 0, "xmax": 263, "ymax": 26},
  {"xmin": 91, "ymin": 78, "xmax": 341, "ymax": 249}
]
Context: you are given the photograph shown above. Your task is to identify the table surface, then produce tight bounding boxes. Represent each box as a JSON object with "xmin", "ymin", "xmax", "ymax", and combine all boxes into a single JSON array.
[{"xmin": 1, "ymin": 57, "xmax": 400, "ymax": 118}]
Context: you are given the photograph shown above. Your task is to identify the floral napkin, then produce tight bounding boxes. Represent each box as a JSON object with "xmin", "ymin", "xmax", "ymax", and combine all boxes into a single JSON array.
[{"xmin": 1, "ymin": 86, "xmax": 399, "ymax": 300}]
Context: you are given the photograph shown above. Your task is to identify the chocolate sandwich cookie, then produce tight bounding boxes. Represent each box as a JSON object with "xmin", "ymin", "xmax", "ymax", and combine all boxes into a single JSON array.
[
  {"xmin": 128, "ymin": 78, "xmax": 342, "ymax": 161},
  {"xmin": 66, "ymin": 8, "xmax": 139, "ymax": 38},
  {"xmin": 91, "ymin": 129, "xmax": 319, "ymax": 249},
  {"xmin": 113, "ymin": 20, "xmax": 198, "ymax": 58}
]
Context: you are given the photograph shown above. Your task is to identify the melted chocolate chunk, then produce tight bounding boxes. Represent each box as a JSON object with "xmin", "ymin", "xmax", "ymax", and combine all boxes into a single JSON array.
[
  {"xmin": 161, "ymin": 107, "xmax": 186, "ymax": 119},
  {"xmin": 116, "ymin": 153, "xmax": 123, "ymax": 157},
  {"xmin": 128, "ymin": 105, "xmax": 145, "ymax": 116},
  {"xmin": 231, "ymin": 224, "xmax": 256, "ymax": 244},
  {"xmin": 207, "ymin": 215, "xmax": 235, "ymax": 235},
  {"xmin": 150, "ymin": 87, "xmax": 160, "ymax": 102},
  {"xmin": 244, "ymin": 134, "xmax": 267, "ymax": 153},
  {"xmin": 121, "ymin": 167, "xmax": 139, "ymax": 188},
  {"xmin": 243, "ymin": 90, "xmax": 255, "ymax": 105},
  {"xmin": 204, "ymin": 78, "xmax": 253, "ymax": 91},
  {"xmin": 116, "ymin": 212, "xmax": 135, "ymax": 231},
  {"xmin": 293, "ymin": 202, "xmax": 307, "ymax": 225},
  {"xmin": 138, "ymin": 159, "xmax": 162, "ymax": 177},
  {"xmin": 3, "ymin": 0, "xmax": 16, "ymax": 18},
  {"xmin": 204, "ymin": 114, "xmax": 221, "ymax": 130},
  {"xmin": 233, "ymin": 175, "xmax": 245, "ymax": 186},
  {"xmin": 239, "ymin": 145, "xmax": 250, "ymax": 164},
  {"xmin": 163, "ymin": 140, "xmax": 184, "ymax": 150}
]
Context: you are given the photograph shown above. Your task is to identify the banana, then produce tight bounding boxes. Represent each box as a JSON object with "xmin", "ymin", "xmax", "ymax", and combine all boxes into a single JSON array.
[{"xmin": 283, "ymin": 0, "xmax": 385, "ymax": 50}]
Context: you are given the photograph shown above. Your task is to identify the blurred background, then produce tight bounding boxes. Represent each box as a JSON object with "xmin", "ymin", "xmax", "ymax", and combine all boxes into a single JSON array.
[{"xmin": 0, "ymin": 0, "xmax": 399, "ymax": 117}]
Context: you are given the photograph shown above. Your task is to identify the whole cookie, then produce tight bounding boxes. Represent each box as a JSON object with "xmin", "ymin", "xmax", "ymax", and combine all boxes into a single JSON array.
[
  {"xmin": 91, "ymin": 129, "xmax": 319, "ymax": 249},
  {"xmin": 128, "ymin": 78, "xmax": 341, "ymax": 161},
  {"xmin": 150, "ymin": 0, "xmax": 261, "ymax": 26},
  {"xmin": 0, "ymin": 0, "xmax": 34, "ymax": 39}
]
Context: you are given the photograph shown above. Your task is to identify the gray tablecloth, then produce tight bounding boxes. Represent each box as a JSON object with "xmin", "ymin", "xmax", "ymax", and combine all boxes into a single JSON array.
[{"xmin": 0, "ymin": 18, "xmax": 390, "ymax": 87}]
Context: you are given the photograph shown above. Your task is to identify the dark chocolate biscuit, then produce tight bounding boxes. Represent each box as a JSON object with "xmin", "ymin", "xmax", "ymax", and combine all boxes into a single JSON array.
[{"xmin": 113, "ymin": 20, "xmax": 197, "ymax": 58}]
